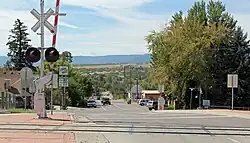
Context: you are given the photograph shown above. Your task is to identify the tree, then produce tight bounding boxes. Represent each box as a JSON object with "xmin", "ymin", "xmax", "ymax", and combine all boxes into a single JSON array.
[
  {"xmin": 145, "ymin": 0, "xmax": 228, "ymax": 108},
  {"xmin": 61, "ymin": 51, "xmax": 73, "ymax": 63},
  {"xmin": 44, "ymin": 51, "xmax": 94, "ymax": 107},
  {"xmin": 146, "ymin": 0, "xmax": 250, "ymax": 108},
  {"xmin": 6, "ymin": 19, "xmax": 34, "ymax": 70},
  {"xmin": 68, "ymin": 69, "xmax": 93, "ymax": 107}
]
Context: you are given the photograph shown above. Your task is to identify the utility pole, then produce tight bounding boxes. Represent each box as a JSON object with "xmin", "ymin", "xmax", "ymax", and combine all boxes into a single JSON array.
[
  {"xmin": 123, "ymin": 66, "xmax": 126, "ymax": 96},
  {"xmin": 40, "ymin": 0, "xmax": 45, "ymax": 77},
  {"xmin": 129, "ymin": 65, "xmax": 132, "ymax": 95},
  {"xmin": 136, "ymin": 77, "xmax": 139, "ymax": 99},
  {"xmin": 39, "ymin": 0, "xmax": 47, "ymax": 118},
  {"xmin": 30, "ymin": 0, "xmax": 64, "ymax": 118}
]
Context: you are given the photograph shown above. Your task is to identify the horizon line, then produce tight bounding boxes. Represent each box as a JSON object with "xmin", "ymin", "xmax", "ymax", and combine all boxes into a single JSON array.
[{"xmin": 0, "ymin": 53, "xmax": 150, "ymax": 57}]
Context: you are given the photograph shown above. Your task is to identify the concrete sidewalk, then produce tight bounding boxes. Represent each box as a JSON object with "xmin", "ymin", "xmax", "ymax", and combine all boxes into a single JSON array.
[
  {"xmin": 0, "ymin": 110, "xmax": 10, "ymax": 114},
  {"xmin": 0, "ymin": 132, "xmax": 75, "ymax": 143},
  {"xmin": 0, "ymin": 112, "xmax": 75, "ymax": 143},
  {"xmin": 202, "ymin": 109, "xmax": 250, "ymax": 119},
  {"xmin": 154, "ymin": 109, "xmax": 250, "ymax": 119},
  {"xmin": 0, "ymin": 112, "xmax": 73, "ymax": 125}
]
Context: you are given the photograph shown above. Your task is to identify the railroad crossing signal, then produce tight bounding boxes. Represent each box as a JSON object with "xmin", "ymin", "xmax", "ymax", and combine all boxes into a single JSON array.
[
  {"xmin": 25, "ymin": 47, "xmax": 60, "ymax": 63},
  {"xmin": 31, "ymin": 8, "xmax": 54, "ymax": 33},
  {"xmin": 25, "ymin": 47, "xmax": 41, "ymax": 63},
  {"xmin": 45, "ymin": 47, "xmax": 59, "ymax": 62}
]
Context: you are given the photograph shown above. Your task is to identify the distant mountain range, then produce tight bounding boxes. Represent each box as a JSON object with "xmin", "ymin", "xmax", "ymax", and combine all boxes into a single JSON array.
[{"xmin": 0, "ymin": 54, "xmax": 151, "ymax": 65}]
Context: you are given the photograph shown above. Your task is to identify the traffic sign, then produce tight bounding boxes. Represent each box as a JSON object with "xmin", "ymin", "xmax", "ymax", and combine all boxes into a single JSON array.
[
  {"xmin": 59, "ymin": 77, "xmax": 68, "ymax": 87},
  {"xmin": 20, "ymin": 67, "xmax": 33, "ymax": 79},
  {"xmin": 47, "ymin": 74, "xmax": 58, "ymax": 88},
  {"xmin": 20, "ymin": 67, "xmax": 33, "ymax": 88},
  {"xmin": 227, "ymin": 74, "xmax": 238, "ymax": 110},
  {"xmin": 130, "ymin": 85, "xmax": 143, "ymax": 94},
  {"xmin": 227, "ymin": 74, "xmax": 238, "ymax": 88},
  {"xmin": 31, "ymin": 8, "xmax": 54, "ymax": 33},
  {"xmin": 158, "ymin": 84, "xmax": 164, "ymax": 93},
  {"xmin": 59, "ymin": 66, "xmax": 69, "ymax": 76}
]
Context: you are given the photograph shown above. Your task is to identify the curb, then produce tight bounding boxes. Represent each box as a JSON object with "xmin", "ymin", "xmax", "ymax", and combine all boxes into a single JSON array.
[
  {"xmin": 68, "ymin": 113, "xmax": 76, "ymax": 123},
  {"xmin": 0, "ymin": 111, "xmax": 11, "ymax": 114}
]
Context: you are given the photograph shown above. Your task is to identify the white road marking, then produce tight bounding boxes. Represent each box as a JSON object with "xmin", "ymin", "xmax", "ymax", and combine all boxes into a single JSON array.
[
  {"xmin": 113, "ymin": 104, "xmax": 123, "ymax": 110},
  {"xmin": 102, "ymin": 106, "xmax": 107, "ymax": 111},
  {"xmin": 227, "ymin": 137, "xmax": 242, "ymax": 143}
]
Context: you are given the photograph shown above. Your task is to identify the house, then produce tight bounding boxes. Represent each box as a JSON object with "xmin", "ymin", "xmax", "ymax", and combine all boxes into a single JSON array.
[
  {"xmin": 0, "ymin": 68, "xmax": 22, "ymax": 108},
  {"xmin": 141, "ymin": 90, "xmax": 161, "ymax": 100},
  {"xmin": 0, "ymin": 68, "xmax": 21, "ymax": 95}
]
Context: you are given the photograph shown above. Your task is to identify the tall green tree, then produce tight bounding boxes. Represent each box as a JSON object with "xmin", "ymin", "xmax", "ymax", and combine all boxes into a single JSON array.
[
  {"xmin": 146, "ymin": 0, "xmax": 250, "ymax": 108},
  {"xmin": 44, "ymin": 51, "xmax": 94, "ymax": 107},
  {"xmin": 145, "ymin": 0, "xmax": 230, "ymax": 108},
  {"xmin": 6, "ymin": 19, "xmax": 34, "ymax": 70},
  {"xmin": 68, "ymin": 69, "xmax": 93, "ymax": 106},
  {"xmin": 61, "ymin": 51, "xmax": 73, "ymax": 63}
]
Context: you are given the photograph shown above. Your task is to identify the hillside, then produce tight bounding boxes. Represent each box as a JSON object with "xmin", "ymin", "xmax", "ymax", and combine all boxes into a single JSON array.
[{"xmin": 0, "ymin": 54, "xmax": 151, "ymax": 66}]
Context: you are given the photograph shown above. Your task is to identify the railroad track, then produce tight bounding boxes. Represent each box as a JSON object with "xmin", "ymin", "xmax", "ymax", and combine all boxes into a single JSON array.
[{"xmin": 0, "ymin": 123, "xmax": 250, "ymax": 136}]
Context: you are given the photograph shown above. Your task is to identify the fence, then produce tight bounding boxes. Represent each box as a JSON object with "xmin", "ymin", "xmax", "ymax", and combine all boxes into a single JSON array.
[{"xmin": 0, "ymin": 92, "xmax": 15, "ymax": 109}]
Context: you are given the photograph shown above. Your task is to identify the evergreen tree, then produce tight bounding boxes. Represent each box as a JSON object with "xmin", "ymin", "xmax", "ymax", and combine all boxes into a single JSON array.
[
  {"xmin": 6, "ymin": 19, "xmax": 34, "ymax": 70},
  {"xmin": 205, "ymin": 1, "xmax": 250, "ymax": 106}
]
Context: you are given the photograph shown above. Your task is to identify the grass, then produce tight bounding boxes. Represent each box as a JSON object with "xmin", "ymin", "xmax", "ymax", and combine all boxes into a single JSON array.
[
  {"xmin": 165, "ymin": 104, "xmax": 175, "ymax": 110},
  {"xmin": 8, "ymin": 108, "xmax": 36, "ymax": 114}
]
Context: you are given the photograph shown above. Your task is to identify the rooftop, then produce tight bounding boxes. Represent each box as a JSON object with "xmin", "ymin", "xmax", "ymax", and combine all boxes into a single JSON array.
[{"xmin": 0, "ymin": 68, "xmax": 21, "ymax": 94}]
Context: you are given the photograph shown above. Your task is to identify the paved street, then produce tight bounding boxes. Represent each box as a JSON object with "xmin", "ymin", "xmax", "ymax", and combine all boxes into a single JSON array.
[
  {"xmin": 1, "ymin": 101, "xmax": 250, "ymax": 142},
  {"xmin": 70, "ymin": 100, "xmax": 250, "ymax": 143}
]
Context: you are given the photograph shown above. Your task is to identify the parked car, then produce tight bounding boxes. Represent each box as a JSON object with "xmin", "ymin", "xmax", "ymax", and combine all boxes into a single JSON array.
[
  {"xmin": 15, "ymin": 97, "xmax": 24, "ymax": 108},
  {"xmin": 45, "ymin": 102, "xmax": 56, "ymax": 110},
  {"xmin": 147, "ymin": 100, "xmax": 158, "ymax": 110},
  {"xmin": 87, "ymin": 100, "xmax": 97, "ymax": 108},
  {"xmin": 102, "ymin": 98, "xmax": 111, "ymax": 105},
  {"xmin": 138, "ymin": 99, "xmax": 150, "ymax": 106},
  {"xmin": 95, "ymin": 100, "xmax": 103, "ymax": 106}
]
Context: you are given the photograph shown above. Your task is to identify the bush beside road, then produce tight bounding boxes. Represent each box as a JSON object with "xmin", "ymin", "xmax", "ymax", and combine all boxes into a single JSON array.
[{"xmin": 7, "ymin": 108, "xmax": 35, "ymax": 114}]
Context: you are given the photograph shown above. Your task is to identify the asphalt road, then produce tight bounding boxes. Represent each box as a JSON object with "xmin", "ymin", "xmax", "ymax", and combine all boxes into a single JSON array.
[{"xmin": 69, "ymin": 100, "xmax": 250, "ymax": 143}]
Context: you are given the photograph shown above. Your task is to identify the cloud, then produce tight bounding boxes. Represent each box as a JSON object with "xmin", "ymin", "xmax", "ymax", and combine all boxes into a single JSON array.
[
  {"xmin": 0, "ymin": 0, "xmax": 249, "ymax": 57},
  {"xmin": 0, "ymin": 8, "xmax": 82, "ymax": 56},
  {"xmin": 57, "ymin": 0, "xmax": 170, "ymax": 56},
  {"xmin": 62, "ymin": 0, "xmax": 153, "ymax": 9},
  {"xmin": 60, "ymin": 22, "xmax": 80, "ymax": 29}
]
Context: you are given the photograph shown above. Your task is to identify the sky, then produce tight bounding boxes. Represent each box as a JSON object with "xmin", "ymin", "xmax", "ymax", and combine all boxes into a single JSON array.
[{"xmin": 0, "ymin": 0, "xmax": 249, "ymax": 56}]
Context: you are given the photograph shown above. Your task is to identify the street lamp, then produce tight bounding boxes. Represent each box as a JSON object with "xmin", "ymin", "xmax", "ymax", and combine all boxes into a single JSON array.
[{"xmin": 189, "ymin": 88, "xmax": 195, "ymax": 109}]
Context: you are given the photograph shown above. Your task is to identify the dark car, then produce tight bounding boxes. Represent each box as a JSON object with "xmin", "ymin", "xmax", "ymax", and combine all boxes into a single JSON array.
[
  {"xmin": 15, "ymin": 97, "xmax": 25, "ymax": 108},
  {"xmin": 102, "ymin": 98, "xmax": 111, "ymax": 105},
  {"xmin": 87, "ymin": 100, "xmax": 97, "ymax": 108}
]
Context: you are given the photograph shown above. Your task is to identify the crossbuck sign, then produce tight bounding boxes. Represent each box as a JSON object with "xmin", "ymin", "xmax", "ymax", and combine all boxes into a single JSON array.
[{"xmin": 31, "ymin": 8, "xmax": 54, "ymax": 33}]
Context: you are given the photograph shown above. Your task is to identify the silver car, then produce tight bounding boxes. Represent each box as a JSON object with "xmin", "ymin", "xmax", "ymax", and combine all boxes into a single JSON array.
[{"xmin": 87, "ymin": 100, "xmax": 97, "ymax": 108}]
